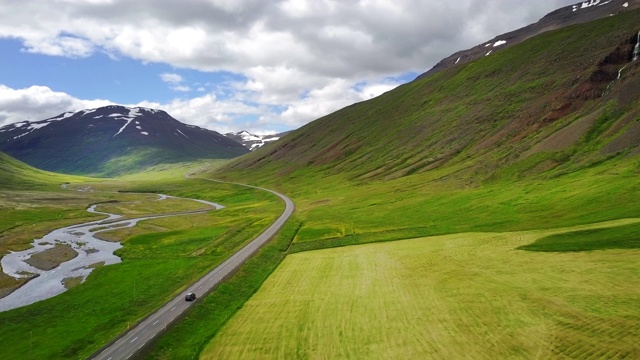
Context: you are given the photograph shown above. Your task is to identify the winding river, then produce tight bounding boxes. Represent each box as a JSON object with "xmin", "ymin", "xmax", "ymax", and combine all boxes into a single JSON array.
[{"xmin": 0, "ymin": 194, "xmax": 223, "ymax": 312}]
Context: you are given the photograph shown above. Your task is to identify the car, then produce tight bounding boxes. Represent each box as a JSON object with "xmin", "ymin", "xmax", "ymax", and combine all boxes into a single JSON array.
[{"xmin": 185, "ymin": 292, "xmax": 196, "ymax": 301}]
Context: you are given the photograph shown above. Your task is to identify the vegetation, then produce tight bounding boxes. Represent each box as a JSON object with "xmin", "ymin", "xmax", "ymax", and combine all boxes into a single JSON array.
[
  {"xmin": 203, "ymin": 219, "xmax": 640, "ymax": 359},
  {"xmin": 222, "ymin": 10, "xmax": 640, "ymax": 184},
  {"xmin": 0, "ymin": 163, "xmax": 283, "ymax": 359},
  {"xmin": 0, "ymin": 151, "xmax": 89, "ymax": 190},
  {"xmin": 145, "ymin": 215, "xmax": 301, "ymax": 359},
  {"xmin": 215, "ymin": 10, "xmax": 640, "ymax": 253},
  {"xmin": 519, "ymin": 221, "xmax": 640, "ymax": 252},
  {"xmin": 3, "ymin": 8, "xmax": 640, "ymax": 360},
  {"xmin": 194, "ymin": 11, "xmax": 640, "ymax": 359}
]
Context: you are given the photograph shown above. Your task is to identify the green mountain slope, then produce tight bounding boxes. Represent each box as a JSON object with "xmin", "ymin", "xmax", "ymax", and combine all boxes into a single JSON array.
[
  {"xmin": 224, "ymin": 10, "xmax": 640, "ymax": 183},
  {"xmin": 0, "ymin": 151, "xmax": 85, "ymax": 190},
  {"xmin": 214, "ymin": 10, "xmax": 640, "ymax": 251}
]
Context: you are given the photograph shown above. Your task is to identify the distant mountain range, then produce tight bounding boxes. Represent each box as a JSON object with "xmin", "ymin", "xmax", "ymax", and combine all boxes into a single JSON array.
[
  {"xmin": 0, "ymin": 105, "xmax": 249, "ymax": 175},
  {"xmin": 224, "ymin": 131, "xmax": 290, "ymax": 151},
  {"xmin": 419, "ymin": 0, "xmax": 640, "ymax": 79}
]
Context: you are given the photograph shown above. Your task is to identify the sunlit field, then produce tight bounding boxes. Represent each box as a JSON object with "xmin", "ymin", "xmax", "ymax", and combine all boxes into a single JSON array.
[{"xmin": 203, "ymin": 219, "xmax": 640, "ymax": 359}]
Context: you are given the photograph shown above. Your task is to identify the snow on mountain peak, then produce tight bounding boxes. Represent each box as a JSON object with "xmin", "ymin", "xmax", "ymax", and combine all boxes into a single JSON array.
[
  {"xmin": 112, "ymin": 108, "xmax": 143, "ymax": 138},
  {"xmin": 48, "ymin": 112, "xmax": 75, "ymax": 122},
  {"xmin": 572, "ymin": 0, "xmax": 614, "ymax": 11}
]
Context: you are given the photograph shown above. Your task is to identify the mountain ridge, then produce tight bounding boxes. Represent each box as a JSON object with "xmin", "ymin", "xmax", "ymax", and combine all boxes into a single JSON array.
[
  {"xmin": 0, "ymin": 105, "xmax": 249, "ymax": 176},
  {"xmin": 419, "ymin": 0, "xmax": 640, "ymax": 79},
  {"xmin": 220, "ymin": 8, "xmax": 640, "ymax": 184}
]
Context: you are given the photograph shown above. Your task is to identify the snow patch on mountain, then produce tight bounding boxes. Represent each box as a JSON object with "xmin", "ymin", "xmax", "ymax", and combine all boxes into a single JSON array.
[
  {"xmin": 49, "ymin": 112, "xmax": 75, "ymax": 122},
  {"xmin": 176, "ymin": 129, "xmax": 189, "ymax": 138},
  {"xmin": 493, "ymin": 40, "xmax": 507, "ymax": 47},
  {"xmin": 572, "ymin": 0, "xmax": 613, "ymax": 11},
  {"xmin": 238, "ymin": 131, "xmax": 262, "ymax": 141},
  {"xmin": 81, "ymin": 108, "xmax": 97, "ymax": 116},
  {"xmin": 27, "ymin": 122, "xmax": 49, "ymax": 131},
  {"xmin": 225, "ymin": 130, "xmax": 285, "ymax": 151},
  {"xmin": 112, "ymin": 108, "xmax": 144, "ymax": 137}
]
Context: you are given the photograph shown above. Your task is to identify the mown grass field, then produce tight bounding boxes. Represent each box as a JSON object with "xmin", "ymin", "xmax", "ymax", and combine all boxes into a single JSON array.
[{"xmin": 202, "ymin": 219, "xmax": 640, "ymax": 359}]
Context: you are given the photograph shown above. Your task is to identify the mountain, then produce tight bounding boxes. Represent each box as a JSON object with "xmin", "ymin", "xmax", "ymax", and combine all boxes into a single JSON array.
[
  {"xmin": 225, "ymin": 131, "xmax": 290, "ymax": 151},
  {"xmin": 419, "ymin": 0, "xmax": 640, "ymax": 79},
  {"xmin": 0, "ymin": 151, "xmax": 86, "ymax": 190},
  {"xmin": 0, "ymin": 105, "xmax": 249, "ymax": 176},
  {"xmin": 221, "ymin": 7, "xmax": 640, "ymax": 183}
]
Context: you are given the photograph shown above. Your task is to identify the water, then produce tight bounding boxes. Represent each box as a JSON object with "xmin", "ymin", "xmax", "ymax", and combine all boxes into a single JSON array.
[
  {"xmin": 604, "ymin": 29, "xmax": 640, "ymax": 93},
  {"xmin": 0, "ymin": 194, "xmax": 223, "ymax": 312},
  {"xmin": 633, "ymin": 30, "xmax": 640, "ymax": 62}
]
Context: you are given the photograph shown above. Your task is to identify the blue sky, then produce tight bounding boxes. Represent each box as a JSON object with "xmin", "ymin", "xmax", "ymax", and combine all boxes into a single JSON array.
[{"xmin": 0, "ymin": 0, "xmax": 578, "ymax": 134}]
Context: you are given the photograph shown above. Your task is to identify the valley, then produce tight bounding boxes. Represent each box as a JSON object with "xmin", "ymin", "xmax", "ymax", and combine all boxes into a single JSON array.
[
  {"xmin": 0, "ymin": 164, "xmax": 285, "ymax": 359},
  {"xmin": 0, "ymin": 192, "xmax": 223, "ymax": 312},
  {"xmin": 1, "ymin": 2, "xmax": 640, "ymax": 359}
]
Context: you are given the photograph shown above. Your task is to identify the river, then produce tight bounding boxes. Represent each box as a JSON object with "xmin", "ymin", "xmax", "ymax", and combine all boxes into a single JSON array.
[{"xmin": 0, "ymin": 194, "xmax": 223, "ymax": 312}]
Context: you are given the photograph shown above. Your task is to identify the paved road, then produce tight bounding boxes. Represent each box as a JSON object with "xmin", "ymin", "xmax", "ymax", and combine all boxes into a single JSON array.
[{"xmin": 91, "ymin": 182, "xmax": 294, "ymax": 360}]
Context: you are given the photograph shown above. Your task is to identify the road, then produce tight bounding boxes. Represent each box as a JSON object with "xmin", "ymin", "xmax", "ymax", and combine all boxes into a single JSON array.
[{"xmin": 91, "ymin": 182, "xmax": 294, "ymax": 360}]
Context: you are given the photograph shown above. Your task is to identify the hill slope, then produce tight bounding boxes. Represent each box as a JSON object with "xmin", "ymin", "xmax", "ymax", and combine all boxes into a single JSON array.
[
  {"xmin": 0, "ymin": 151, "xmax": 85, "ymax": 190},
  {"xmin": 223, "ymin": 9, "xmax": 640, "ymax": 183},
  {"xmin": 0, "ymin": 105, "xmax": 249, "ymax": 176},
  {"xmin": 420, "ymin": 0, "xmax": 640, "ymax": 79}
]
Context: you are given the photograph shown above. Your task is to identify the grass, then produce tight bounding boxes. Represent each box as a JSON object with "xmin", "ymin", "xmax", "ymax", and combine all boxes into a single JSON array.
[
  {"xmin": 266, "ymin": 156, "xmax": 640, "ymax": 253},
  {"xmin": 221, "ymin": 9, "xmax": 640, "ymax": 183},
  {"xmin": 3, "ymin": 10, "xmax": 640, "ymax": 360},
  {"xmin": 519, "ymin": 221, "xmax": 640, "ymax": 252},
  {"xmin": 25, "ymin": 243, "xmax": 78, "ymax": 270},
  {"xmin": 0, "ymin": 151, "xmax": 90, "ymax": 190},
  {"xmin": 143, "ymin": 215, "xmax": 302, "ymax": 359},
  {"xmin": 202, "ymin": 219, "xmax": 640, "ymax": 359},
  {"xmin": 0, "ymin": 175, "xmax": 283, "ymax": 359}
]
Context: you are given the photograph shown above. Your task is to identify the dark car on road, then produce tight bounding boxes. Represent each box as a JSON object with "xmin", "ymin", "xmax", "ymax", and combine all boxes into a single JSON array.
[{"xmin": 185, "ymin": 293, "xmax": 196, "ymax": 301}]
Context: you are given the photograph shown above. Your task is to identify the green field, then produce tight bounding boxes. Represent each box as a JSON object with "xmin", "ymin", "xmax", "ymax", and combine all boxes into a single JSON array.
[
  {"xmin": 4, "ymin": 9, "xmax": 640, "ymax": 359},
  {"xmin": 0, "ymin": 173, "xmax": 283, "ymax": 359},
  {"xmin": 202, "ymin": 219, "xmax": 640, "ymax": 359}
]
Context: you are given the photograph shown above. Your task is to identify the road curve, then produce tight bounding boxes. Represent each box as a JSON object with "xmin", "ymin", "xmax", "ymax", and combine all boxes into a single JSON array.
[{"xmin": 91, "ymin": 181, "xmax": 294, "ymax": 360}]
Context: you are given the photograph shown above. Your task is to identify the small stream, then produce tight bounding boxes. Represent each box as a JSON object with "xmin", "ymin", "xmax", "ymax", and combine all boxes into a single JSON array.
[{"xmin": 0, "ymin": 194, "xmax": 223, "ymax": 312}]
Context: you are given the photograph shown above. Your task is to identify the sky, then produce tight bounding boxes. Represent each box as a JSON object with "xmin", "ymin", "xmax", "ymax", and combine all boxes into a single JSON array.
[{"xmin": 0, "ymin": 0, "xmax": 579, "ymax": 134}]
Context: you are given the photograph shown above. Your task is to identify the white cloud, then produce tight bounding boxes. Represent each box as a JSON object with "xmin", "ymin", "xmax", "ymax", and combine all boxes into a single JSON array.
[
  {"xmin": 160, "ymin": 73, "xmax": 193, "ymax": 92},
  {"xmin": 0, "ymin": 85, "xmax": 110, "ymax": 126},
  {"xmin": 172, "ymin": 85, "xmax": 192, "ymax": 92},
  {"xmin": 0, "ymin": 0, "xmax": 581, "ymax": 132},
  {"xmin": 0, "ymin": 1, "xmax": 578, "ymax": 74},
  {"xmin": 160, "ymin": 73, "xmax": 183, "ymax": 84},
  {"xmin": 0, "ymin": 79, "xmax": 400, "ymax": 132}
]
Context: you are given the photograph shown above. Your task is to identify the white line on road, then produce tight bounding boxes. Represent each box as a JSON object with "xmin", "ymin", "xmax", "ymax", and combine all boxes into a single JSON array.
[
  {"xmin": 171, "ymin": 306, "xmax": 176, "ymax": 311},
  {"xmin": 131, "ymin": 337, "xmax": 138, "ymax": 343},
  {"xmin": 153, "ymin": 320, "xmax": 159, "ymax": 325}
]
